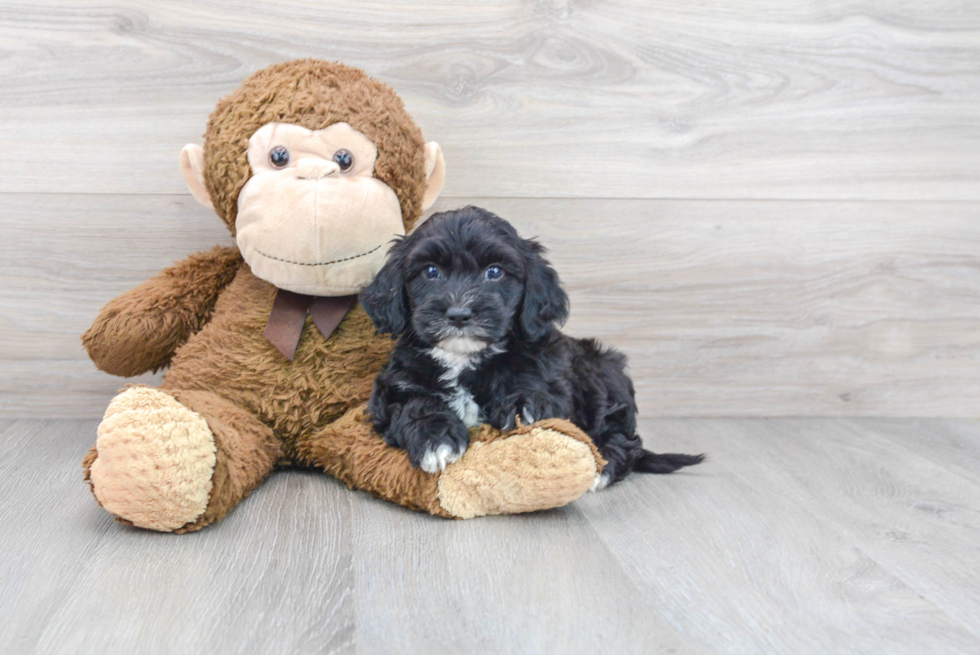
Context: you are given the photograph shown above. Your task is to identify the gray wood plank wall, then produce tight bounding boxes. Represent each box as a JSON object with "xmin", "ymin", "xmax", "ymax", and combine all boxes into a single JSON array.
[{"xmin": 1, "ymin": 1, "xmax": 978, "ymax": 418}]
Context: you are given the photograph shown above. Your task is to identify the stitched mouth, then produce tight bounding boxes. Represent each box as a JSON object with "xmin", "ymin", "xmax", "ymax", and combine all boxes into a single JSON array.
[{"xmin": 253, "ymin": 244, "xmax": 382, "ymax": 267}]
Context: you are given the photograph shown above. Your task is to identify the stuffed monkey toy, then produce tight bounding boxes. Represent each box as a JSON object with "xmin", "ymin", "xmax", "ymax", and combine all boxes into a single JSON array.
[{"xmin": 81, "ymin": 60, "xmax": 603, "ymax": 532}]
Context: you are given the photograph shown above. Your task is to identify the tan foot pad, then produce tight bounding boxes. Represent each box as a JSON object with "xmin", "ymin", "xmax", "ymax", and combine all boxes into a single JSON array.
[
  {"xmin": 89, "ymin": 387, "xmax": 217, "ymax": 531},
  {"xmin": 437, "ymin": 425, "xmax": 601, "ymax": 519}
]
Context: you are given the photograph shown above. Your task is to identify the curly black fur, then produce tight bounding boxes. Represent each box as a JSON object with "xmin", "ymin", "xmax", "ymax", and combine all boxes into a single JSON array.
[{"xmin": 361, "ymin": 206, "xmax": 704, "ymax": 483}]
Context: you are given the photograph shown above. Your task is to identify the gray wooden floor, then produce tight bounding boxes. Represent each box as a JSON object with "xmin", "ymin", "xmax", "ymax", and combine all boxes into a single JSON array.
[{"xmin": 2, "ymin": 418, "xmax": 979, "ymax": 654}]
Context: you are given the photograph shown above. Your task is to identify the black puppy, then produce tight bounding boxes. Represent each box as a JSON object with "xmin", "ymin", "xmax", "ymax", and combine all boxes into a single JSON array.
[{"xmin": 361, "ymin": 206, "xmax": 703, "ymax": 488}]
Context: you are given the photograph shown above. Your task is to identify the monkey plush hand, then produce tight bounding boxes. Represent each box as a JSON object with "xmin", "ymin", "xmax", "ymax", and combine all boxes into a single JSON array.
[{"xmin": 80, "ymin": 60, "xmax": 604, "ymax": 532}]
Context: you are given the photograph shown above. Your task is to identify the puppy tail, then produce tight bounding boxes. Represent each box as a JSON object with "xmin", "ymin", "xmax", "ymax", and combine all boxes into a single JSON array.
[{"xmin": 634, "ymin": 449, "xmax": 705, "ymax": 474}]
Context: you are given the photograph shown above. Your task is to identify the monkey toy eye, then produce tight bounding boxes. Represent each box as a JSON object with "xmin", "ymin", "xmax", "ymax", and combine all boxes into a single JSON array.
[
  {"xmin": 269, "ymin": 146, "xmax": 290, "ymax": 168},
  {"xmin": 423, "ymin": 265, "xmax": 440, "ymax": 280},
  {"xmin": 485, "ymin": 266, "xmax": 503, "ymax": 280},
  {"xmin": 333, "ymin": 149, "xmax": 353, "ymax": 172}
]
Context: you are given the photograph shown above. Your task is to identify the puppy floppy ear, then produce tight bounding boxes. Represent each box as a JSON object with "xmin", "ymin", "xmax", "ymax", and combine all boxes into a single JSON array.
[
  {"xmin": 361, "ymin": 238, "xmax": 411, "ymax": 336},
  {"xmin": 519, "ymin": 240, "xmax": 569, "ymax": 341}
]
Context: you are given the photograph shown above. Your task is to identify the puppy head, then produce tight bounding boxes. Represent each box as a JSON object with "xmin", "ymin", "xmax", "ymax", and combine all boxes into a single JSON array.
[{"xmin": 361, "ymin": 206, "xmax": 568, "ymax": 351}]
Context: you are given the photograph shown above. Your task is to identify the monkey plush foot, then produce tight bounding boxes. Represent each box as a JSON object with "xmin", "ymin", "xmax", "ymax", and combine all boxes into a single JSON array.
[
  {"xmin": 84, "ymin": 387, "xmax": 217, "ymax": 531},
  {"xmin": 437, "ymin": 419, "xmax": 605, "ymax": 519}
]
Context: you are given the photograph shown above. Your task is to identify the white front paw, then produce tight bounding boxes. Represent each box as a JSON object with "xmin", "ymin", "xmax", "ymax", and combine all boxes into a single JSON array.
[
  {"xmin": 419, "ymin": 443, "xmax": 465, "ymax": 474},
  {"xmin": 589, "ymin": 472, "xmax": 610, "ymax": 492},
  {"xmin": 521, "ymin": 405, "xmax": 536, "ymax": 425}
]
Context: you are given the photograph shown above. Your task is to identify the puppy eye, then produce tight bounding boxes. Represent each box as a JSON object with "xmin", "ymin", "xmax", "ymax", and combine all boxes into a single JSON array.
[
  {"xmin": 333, "ymin": 149, "xmax": 354, "ymax": 172},
  {"xmin": 269, "ymin": 146, "xmax": 290, "ymax": 169},
  {"xmin": 423, "ymin": 265, "xmax": 440, "ymax": 280},
  {"xmin": 485, "ymin": 266, "xmax": 503, "ymax": 281}
]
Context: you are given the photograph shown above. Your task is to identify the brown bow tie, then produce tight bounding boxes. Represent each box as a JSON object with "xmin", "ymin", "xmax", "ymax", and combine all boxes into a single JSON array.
[{"xmin": 263, "ymin": 289, "xmax": 357, "ymax": 360}]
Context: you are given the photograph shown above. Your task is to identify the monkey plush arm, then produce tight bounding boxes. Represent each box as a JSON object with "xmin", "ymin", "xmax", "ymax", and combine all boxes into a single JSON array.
[{"xmin": 82, "ymin": 245, "xmax": 243, "ymax": 377}]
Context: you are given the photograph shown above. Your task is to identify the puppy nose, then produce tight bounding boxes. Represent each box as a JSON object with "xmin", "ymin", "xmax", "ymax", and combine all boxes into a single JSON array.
[
  {"xmin": 446, "ymin": 306, "xmax": 473, "ymax": 326},
  {"xmin": 295, "ymin": 160, "xmax": 340, "ymax": 180}
]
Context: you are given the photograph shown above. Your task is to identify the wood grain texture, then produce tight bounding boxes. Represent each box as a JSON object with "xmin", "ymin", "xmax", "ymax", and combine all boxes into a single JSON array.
[
  {"xmin": 0, "ymin": 420, "xmax": 356, "ymax": 655},
  {"xmin": 576, "ymin": 417, "xmax": 980, "ymax": 653},
  {"xmin": 0, "ymin": 1, "xmax": 978, "ymax": 199},
  {"xmin": 346, "ymin": 494, "xmax": 690, "ymax": 654},
  {"xmin": 3, "ymin": 194, "xmax": 978, "ymax": 418},
  {"xmin": 857, "ymin": 418, "xmax": 980, "ymax": 485},
  {"xmin": 3, "ymin": 418, "xmax": 980, "ymax": 654}
]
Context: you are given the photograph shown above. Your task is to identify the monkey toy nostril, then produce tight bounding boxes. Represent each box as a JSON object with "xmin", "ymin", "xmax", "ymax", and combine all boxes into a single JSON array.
[
  {"xmin": 296, "ymin": 161, "xmax": 341, "ymax": 180},
  {"xmin": 446, "ymin": 306, "xmax": 473, "ymax": 325}
]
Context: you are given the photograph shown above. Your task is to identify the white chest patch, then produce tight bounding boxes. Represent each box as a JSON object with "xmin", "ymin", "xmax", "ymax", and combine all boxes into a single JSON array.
[{"xmin": 429, "ymin": 341, "xmax": 486, "ymax": 428}]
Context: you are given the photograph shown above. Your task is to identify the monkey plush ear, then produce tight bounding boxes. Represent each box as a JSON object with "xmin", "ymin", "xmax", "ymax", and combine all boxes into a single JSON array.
[
  {"xmin": 360, "ymin": 238, "xmax": 411, "ymax": 336},
  {"xmin": 421, "ymin": 142, "xmax": 445, "ymax": 212},
  {"xmin": 519, "ymin": 240, "xmax": 570, "ymax": 341},
  {"xmin": 179, "ymin": 144, "xmax": 214, "ymax": 209}
]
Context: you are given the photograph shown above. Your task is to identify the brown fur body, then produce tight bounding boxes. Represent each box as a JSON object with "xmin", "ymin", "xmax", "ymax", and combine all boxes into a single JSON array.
[
  {"xmin": 84, "ymin": 250, "xmax": 452, "ymax": 528},
  {"xmin": 161, "ymin": 265, "xmax": 391, "ymax": 441}
]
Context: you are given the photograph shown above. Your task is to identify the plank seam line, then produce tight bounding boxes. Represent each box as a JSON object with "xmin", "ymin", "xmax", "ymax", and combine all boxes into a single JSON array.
[{"xmin": 0, "ymin": 192, "xmax": 978, "ymax": 204}]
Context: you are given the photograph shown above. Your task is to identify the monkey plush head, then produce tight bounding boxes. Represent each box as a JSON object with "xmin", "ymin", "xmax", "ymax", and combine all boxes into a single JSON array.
[{"xmin": 179, "ymin": 60, "xmax": 445, "ymax": 296}]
